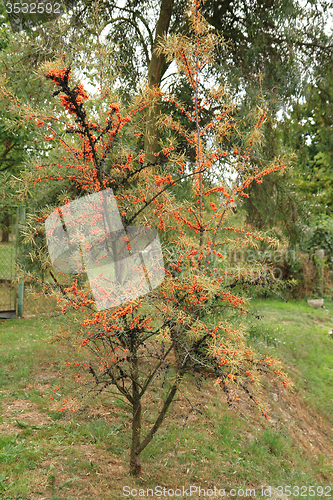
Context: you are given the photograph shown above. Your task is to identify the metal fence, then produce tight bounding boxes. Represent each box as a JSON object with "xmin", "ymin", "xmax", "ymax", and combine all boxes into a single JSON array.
[
  {"xmin": 0, "ymin": 205, "xmax": 58, "ymax": 318},
  {"xmin": 0, "ymin": 206, "xmax": 19, "ymax": 318}
]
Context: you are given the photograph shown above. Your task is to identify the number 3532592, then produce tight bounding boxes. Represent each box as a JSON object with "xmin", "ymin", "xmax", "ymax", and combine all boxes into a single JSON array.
[{"xmin": 5, "ymin": 2, "xmax": 61, "ymax": 14}]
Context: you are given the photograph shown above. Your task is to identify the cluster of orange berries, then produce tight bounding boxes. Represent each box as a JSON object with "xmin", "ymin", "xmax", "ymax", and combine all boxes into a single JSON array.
[
  {"xmin": 257, "ymin": 111, "xmax": 267, "ymax": 128},
  {"xmin": 155, "ymin": 173, "xmax": 174, "ymax": 187},
  {"xmin": 46, "ymin": 67, "xmax": 71, "ymax": 84}
]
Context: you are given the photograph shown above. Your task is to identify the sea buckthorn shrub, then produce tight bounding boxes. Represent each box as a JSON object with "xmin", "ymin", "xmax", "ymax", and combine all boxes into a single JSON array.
[{"xmin": 1, "ymin": 0, "xmax": 292, "ymax": 475}]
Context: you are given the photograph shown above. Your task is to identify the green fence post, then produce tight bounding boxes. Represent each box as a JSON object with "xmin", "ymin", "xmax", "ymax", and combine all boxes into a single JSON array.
[
  {"xmin": 17, "ymin": 206, "xmax": 26, "ymax": 318},
  {"xmin": 18, "ymin": 280, "xmax": 24, "ymax": 317}
]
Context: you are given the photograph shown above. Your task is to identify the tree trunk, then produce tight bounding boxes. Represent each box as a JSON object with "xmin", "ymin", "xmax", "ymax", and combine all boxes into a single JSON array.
[
  {"xmin": 145, "ymin": 0, "xmax": 174, "ymax": 164},
  {"xmin": 147, "ymin": 0, "xmax": 174, "ymax": 88},
  {"xmin": 130, "ymin": 398, "xmax": 142, "ymax": 476},
  {"xmin": 128, "ymin": 346, "xmax": 183, "ymax": 475},
  {"xmin": 129, "ymin": 344, "xmax": 142, "ymax": 476}
]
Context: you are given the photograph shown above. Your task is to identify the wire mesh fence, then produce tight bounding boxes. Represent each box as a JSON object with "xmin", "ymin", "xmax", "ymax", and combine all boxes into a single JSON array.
[
  {"xmin": 0, "ymin": 206, "xmax": 18, "ymax": 317},
  {"xmin": 0, "ymin": 205, "xmax": 59, "ymax": 318}
]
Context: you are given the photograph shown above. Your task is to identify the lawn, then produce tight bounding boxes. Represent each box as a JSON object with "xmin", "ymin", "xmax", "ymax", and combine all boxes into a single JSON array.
[
  {"xmin": 249, "ymin": 298, "xmax": 333, "ymax": 418},
  {"xmin": 0, "ymin": 299, "xmax": 332, "ymax": 499}
]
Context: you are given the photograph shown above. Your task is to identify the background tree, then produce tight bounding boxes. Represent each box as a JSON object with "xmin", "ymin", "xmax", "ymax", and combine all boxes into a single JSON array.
[
  {"xmin": 0, "ymin": 3, "xmax": 65, "ymax": 242},
  {"xmin": 283, "ymin": 65, "xmax": 333, "ymax": 218},
  {"xmin": 2, "ymin": 0, "xmax": 333, "ymax": 237}
]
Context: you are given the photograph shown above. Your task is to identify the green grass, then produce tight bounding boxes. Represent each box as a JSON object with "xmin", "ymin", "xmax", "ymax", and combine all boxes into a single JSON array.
[
  {"xmin": 0, "ymin": 302, "xmax": 332, "ymax": 499},
  {"xmin": 249, "ymin": 297, "xmax": 333, "ymax": 417}
]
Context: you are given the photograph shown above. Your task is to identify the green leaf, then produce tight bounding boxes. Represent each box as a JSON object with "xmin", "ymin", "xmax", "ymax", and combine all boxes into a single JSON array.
[{"xmin": 59, "ymin": 476, "xmax": 80, "ymax": 488}]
